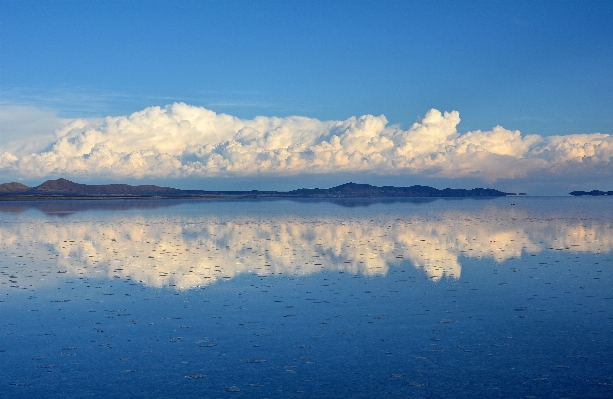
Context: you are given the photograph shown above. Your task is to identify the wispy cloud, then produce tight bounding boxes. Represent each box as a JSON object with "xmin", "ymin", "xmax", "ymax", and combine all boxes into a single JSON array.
[
  {"xmin": 0, "ymin": 86, "xmax": 285, "ymax": 118},
  {"xmin": 0, "ymin": 102, "xmax": 612, "ymax": 183},
  {"xmin": 0, "ymin": 86, "xmax": 139, "ymax": 117}
]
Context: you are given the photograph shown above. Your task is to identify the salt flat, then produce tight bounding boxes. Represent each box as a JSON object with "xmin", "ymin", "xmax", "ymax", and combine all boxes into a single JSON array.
[{"xmin": 1, "ymin": 197, "xmax": 612, "ymax": 398}]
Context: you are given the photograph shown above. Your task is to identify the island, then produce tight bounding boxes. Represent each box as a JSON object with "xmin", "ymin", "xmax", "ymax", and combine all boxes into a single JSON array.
[
  {"xmin": 569, "ymin": 190, "xmax": 613, "ymax": 196},
  {"xmin": 0, "ymin": 178, "xmax": 515, "ymax": 200}
]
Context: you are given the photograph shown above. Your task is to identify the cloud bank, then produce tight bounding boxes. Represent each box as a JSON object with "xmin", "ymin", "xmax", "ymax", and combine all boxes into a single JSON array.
[{"xmin": 1, "ymin": 102, "xmax": 612, "ymax": 181}]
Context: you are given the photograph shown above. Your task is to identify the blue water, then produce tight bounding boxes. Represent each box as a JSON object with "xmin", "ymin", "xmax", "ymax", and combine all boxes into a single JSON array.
[{"xmin": 1, "ymin": 197, "xmax": 612, "ymax": 398}]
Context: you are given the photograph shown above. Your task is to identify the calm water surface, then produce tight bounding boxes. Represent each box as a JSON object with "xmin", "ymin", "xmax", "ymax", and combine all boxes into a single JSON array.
[{"xmin": 1, "ymin": 197, "xmax": 612, "ymax": 398}]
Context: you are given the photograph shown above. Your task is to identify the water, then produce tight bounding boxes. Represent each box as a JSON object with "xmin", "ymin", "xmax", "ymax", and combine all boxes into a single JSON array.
[{"xmin": 1, "ymin": 197, "xmax": 612, "ymax": 398}]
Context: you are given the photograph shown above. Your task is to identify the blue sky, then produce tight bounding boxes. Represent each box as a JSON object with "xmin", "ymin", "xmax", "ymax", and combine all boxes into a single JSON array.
[{"xmin": 1, "ymin": 0, "xmax": 612, "ymax": 194}]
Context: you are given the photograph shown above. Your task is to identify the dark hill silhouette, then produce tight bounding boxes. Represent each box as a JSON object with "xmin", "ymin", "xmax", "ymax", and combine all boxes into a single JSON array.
[
  {"xmin": 0, "ymin": 182, "xmax": 30, "ymax": 193},
  {"xmin": 569, "ymin": 190, "xmax": 613, "ymax": 196},
  {"xmin": 289, "ymin": 182, "xmax": 509, "ymax": 198},
  {"xmin": 0, "ymin": 178, "xmax": 513, "ymax": 198},
  {"xmin": 33, "ymin": 178, "xmax": 182, "ymax": 195}
]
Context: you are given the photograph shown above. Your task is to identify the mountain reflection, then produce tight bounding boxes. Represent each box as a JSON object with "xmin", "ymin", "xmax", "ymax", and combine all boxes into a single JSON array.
[
  {"xmin": 0, "ymin": 199, "xmax": 179, "ymax": 216},
  {"xmin": 1, "ymin": 210, "xmax": 612, "ymax": 290}
]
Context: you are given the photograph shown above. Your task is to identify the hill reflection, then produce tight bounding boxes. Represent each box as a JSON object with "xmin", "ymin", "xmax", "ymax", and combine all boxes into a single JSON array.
[{"xmin": 1, "ymin": 209, "xmax": 612, "ymax": 290}]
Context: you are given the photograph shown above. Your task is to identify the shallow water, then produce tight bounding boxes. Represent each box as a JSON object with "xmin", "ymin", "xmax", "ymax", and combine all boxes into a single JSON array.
[{"xmin": 1, "ymin": 197, "xmax": 612, "ymax": 398}]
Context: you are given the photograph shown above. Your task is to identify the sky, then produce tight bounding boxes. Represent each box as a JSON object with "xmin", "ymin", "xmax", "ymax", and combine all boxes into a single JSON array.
[{"xmin": 1, "ymin": 0, "xmax": 612, "ymax": 195}]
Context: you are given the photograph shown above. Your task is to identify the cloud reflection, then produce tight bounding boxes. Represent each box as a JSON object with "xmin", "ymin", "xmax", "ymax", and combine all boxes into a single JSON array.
[{"xmin": 1, "ymin": 209, "xmax": 612, "ymax": 290}]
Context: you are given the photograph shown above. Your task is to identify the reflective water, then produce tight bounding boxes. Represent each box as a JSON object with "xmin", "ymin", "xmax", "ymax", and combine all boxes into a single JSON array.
[{"xmin": 1, "ymin": 197, "xmax": 612, "ymax": 398}]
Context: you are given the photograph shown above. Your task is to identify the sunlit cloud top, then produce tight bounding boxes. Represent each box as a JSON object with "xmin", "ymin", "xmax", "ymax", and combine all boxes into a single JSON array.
[{"xmin": 0, "ymin": 103, "xmax": 612, "ymax": 183}]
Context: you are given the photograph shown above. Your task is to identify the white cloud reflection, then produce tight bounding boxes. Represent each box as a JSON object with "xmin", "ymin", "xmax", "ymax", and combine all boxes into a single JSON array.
[{"xmin": 1, "ymin": 208, "xmax": 612, "ymax": 290}]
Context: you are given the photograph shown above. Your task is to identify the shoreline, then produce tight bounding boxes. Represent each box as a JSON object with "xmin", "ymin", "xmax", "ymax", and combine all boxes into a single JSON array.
[{"xmin": 0, "ymin": 194, "xmax": 519, "ymax": 201}]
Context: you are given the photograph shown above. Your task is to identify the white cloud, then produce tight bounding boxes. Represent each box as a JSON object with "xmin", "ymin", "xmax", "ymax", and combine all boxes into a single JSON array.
[{"xmin": 0, "ymin": 102, "xmax": 611, "ymax": 181}]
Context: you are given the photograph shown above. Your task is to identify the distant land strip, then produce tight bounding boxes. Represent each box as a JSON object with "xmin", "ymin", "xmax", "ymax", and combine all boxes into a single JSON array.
[
  {"xmin": 0, "ymin": 178, "xmax": 516, "ymax": 200},
  {"xmin": 569, "ymin": 190, "xmax": 613, "ymax": 196}
]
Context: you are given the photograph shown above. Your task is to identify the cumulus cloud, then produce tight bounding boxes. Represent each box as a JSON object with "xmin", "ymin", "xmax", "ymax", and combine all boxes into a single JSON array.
[{"xmin": 0, "ymin": 102, "xmax": 612, "ymax": 181}]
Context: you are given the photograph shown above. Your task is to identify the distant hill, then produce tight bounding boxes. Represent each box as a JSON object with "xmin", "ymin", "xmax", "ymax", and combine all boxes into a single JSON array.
[
  {"xmin": 0, "ymin": 178, "xmax": 513, "ymax": 199},
  {"xmin": 569, "ymin": 190, "xmax": 613, "ymax": 196},
  {"xmin": 0, "ymin": 178, "xmax": 183, "ymax": 196},
  {"xmin": 0, "ymin": 182, "xmax": 30, "ymax": 193},
  {"xmin": 287, "ymin": 182, "xmax": 511, "ymax": 198}
]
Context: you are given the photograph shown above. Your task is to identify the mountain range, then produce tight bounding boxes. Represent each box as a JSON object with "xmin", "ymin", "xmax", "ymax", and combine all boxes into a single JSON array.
[
  {"xmin": 569, "ymin": 190, "xmax": 613, "ymax": 196},
  {"xmin": 0, "ymin": 178, "xmax": 514, "ymax": 198}
]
